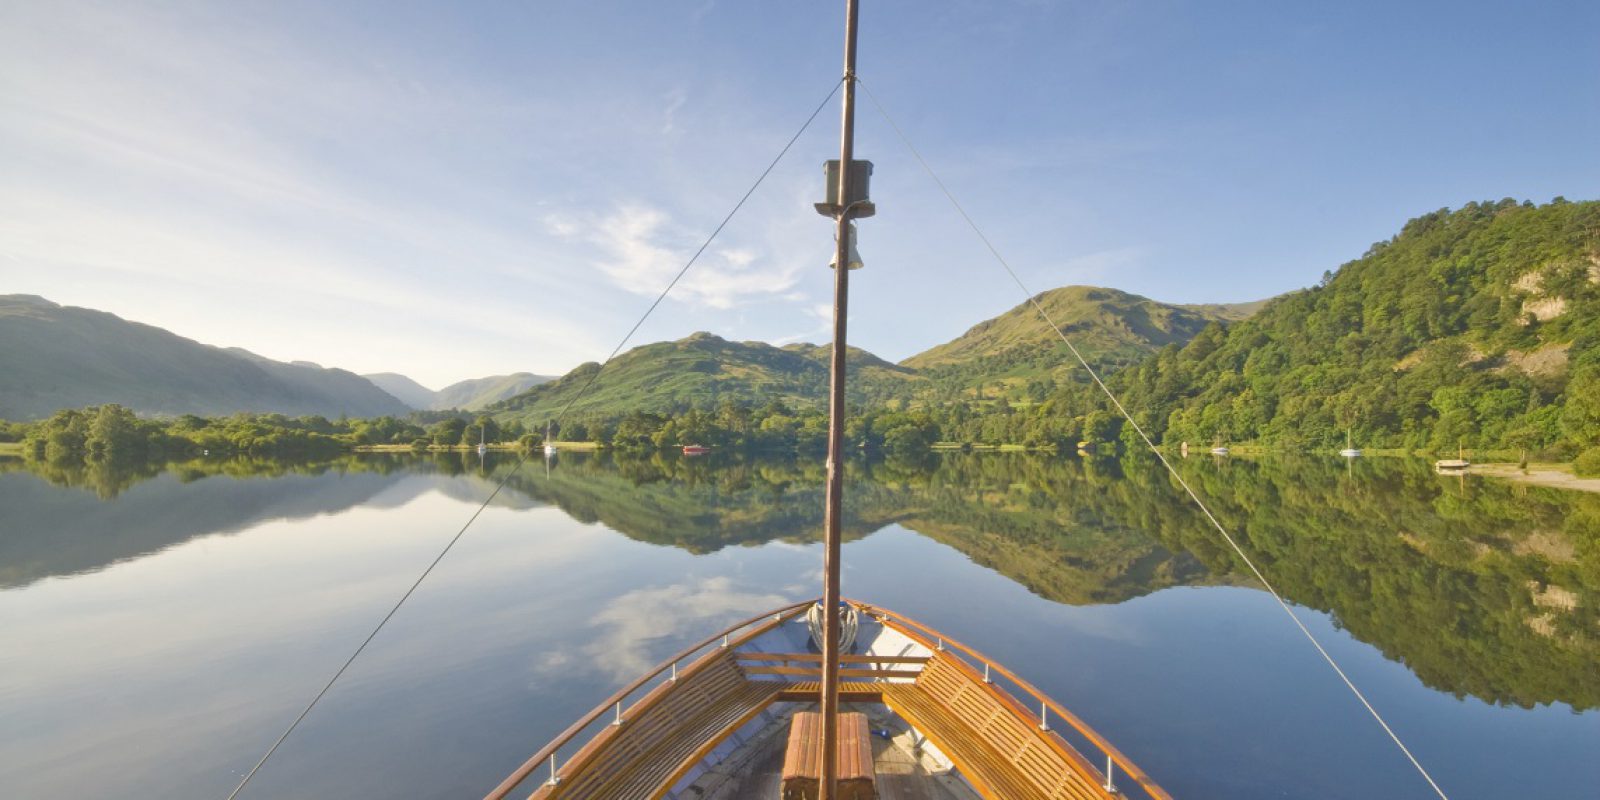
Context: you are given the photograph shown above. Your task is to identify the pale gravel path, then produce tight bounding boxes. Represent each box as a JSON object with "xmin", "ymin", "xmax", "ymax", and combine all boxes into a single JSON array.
[{"xmin": 1472, "ymin": 463, "xmax": 1600, "ymax": 495}]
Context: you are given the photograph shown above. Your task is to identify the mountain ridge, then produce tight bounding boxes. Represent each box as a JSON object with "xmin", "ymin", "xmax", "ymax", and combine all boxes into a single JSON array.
[{"xmin": 0, "ymin": 295, "xmax": 408, "ymax": 420}]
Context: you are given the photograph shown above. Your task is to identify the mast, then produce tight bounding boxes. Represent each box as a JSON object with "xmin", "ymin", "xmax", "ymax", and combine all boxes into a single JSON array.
[{"xmin": 820, "ymin": 2, "xmax": 861, "ymax": 798}]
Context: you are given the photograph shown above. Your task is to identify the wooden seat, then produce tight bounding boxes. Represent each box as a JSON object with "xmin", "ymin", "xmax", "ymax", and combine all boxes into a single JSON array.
[
  {"xmin": 880, "ymin": 655, "xmax": 1112, "ymax": 800},
  {"xmin": 531, "ymin": 651, "xmax": 784, "ymax": 800},
  {"xmin": 780, "ymin": 710, "xmax": 877, "ymax": 800}
]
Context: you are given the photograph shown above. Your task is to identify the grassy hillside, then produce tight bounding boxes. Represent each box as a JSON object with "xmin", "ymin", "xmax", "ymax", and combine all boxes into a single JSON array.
[
  {"xmin": 902, "ymin": 286, "xmax": 1246, "ymax": 399},
  {"xmin": 432, "ymin": 372, "xmax": 554, "ymax": 411},
  {"xmin": 491, "ymin": 331, "xmax": 921, "ymax": 423},
  {"xmin": 0, "ymin": 296, "xmax": 409, "ymax": 420},
  {"xmin": 1099, "ymin": 198, "xmax": 1600, "ymax": 454},
  {"xmin": 364, "ymin": 371, "xmax": 556, "ymax": 411}
]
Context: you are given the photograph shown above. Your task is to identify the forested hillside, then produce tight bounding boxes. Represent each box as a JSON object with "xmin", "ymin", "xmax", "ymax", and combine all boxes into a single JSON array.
[
  {"xmin": 1091, "ymin": 198, "xmax": 1600, "ymax": 455},
  {"xmin": 491, "ymin": 331, "xmax": 920, "ymax": 422},
  {"xmin": 902, "ymin": 286, "xmax": 1243, "ymax": 400}
]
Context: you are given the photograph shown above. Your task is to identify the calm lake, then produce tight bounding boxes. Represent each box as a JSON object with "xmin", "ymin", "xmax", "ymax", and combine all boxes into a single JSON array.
[{"xmin": 1, "ymin": 450, "xmax": 1595, "ymax": 798}]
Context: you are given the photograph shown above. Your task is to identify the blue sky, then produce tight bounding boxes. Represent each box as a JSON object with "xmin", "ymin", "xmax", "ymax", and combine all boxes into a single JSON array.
[{"xmin": 2, "ymin": 1, "xmax": 1596, "ymax": 388}]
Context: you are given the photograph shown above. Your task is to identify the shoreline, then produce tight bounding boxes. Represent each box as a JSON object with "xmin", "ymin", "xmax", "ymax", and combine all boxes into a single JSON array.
[
  {"xmin": 352, "ymin": 441, "xmax": 601, "ymax": 453},
  {"xmin": 1472, "ymin": 462, "xmax": 1600, "ymax": 495}
]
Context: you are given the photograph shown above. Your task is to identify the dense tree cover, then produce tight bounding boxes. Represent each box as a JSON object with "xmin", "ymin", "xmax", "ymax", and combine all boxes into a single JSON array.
[
  {"xmin": 535, "ymin": 399, "xmax": 947, "ymax": 455},
  {"xmin": 6, "ymin": 406, "xmax": 534, "ymax": 467},
  {"xmin": 531, "ymin": 393, "xmax": 1132, "ymax": 455},
  {"xmin": 7, "ymin": 406, "xmax": 553, "ymax": 470},
  {"xmin": 1060, "ymin": 199, "xmax": 1600, "ymax": 455}
]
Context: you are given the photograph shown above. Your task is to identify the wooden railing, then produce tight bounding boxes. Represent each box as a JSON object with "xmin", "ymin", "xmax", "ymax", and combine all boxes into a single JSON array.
[
  {"xmin": 484, "ymin": 599, "xmax": 816, "ymax": 800},
  {"xmin": 851, "ymin": 599, "xmax": 1173, "ymax": 800}
]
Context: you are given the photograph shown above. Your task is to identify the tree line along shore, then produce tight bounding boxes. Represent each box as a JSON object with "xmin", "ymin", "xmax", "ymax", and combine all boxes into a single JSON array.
[{"xmin": 5, "ymin": 399, "xmax": 1597, "ymax": 484}]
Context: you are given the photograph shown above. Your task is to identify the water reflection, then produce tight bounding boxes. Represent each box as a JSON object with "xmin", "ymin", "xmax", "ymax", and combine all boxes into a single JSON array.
[{"xmin": 3, "ymin": 449, "xmax": 1596, "ymax": 713}]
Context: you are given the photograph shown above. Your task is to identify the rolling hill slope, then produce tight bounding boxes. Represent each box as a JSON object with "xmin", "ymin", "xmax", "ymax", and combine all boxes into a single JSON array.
[
  {"xmin": 363, "ymin": 371, "xmax": 556, "ymax": 411},
  {"xmin": 432, "ymin": 373, "xmax": 554, "ymax": 411},
  {"xmin": 491, "ymin": 331, "xmax": 921, "ymax": 422},
  {"xmin": 902, "ymin": 286, "xmax": 1251, "ymax": 396},
  {"xmin": 363, "ymin": 373, "xmax": 436, "ymax": 409},
  {"xmin": 0, "ymin": 295, "xmax": 409, "ymax": 420}
]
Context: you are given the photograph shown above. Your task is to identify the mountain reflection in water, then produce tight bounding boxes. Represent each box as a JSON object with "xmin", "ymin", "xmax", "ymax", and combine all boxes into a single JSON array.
[{"xmin": 3, "ymin": 449, "xmax": 1594, "ymax": 712}]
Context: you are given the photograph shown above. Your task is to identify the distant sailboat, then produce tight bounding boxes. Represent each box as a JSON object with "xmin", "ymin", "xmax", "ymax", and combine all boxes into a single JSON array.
[
  {"xmin": 542, "ymin": 423, "xmax": 557, "ymax": 457},
  {"xmin": 1339, "ymin": 430, "xmax": 1361, "ymax": 458},
  {"xmin": 476, "ymin": 425, "xmax": 488, "ymax": 456},
  {"xmin": 1435, "ymin": 444, "xmax": 1469, "ymax": 473}
]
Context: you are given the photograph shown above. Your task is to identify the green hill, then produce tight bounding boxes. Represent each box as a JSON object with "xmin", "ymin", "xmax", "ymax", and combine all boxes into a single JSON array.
[
  {"xmin": 364, "ymin": 371, "xmax": 556, "ymax": 411},
  {"xmin": 0, "ymin": 296, "xmax": 410, "ymax": 420},
  {"xmin": 491, "ymin": 331, "xmax": 921, "ymax": 423},
  {"xmin": 431, "ymin": 372, "xmax": 554, "ymax": 411},
  {"xmin": 902, "ymin": 286, "xmax": 1250, "ymax": 398},
  {"xmin": 1099, "ymin": 198, "xmax": 1600, "ymax": 454}
]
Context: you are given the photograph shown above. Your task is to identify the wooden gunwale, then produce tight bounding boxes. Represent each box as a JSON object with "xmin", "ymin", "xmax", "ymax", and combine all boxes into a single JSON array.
[
  {"xmin": 851, "ymin": 599, "xmax": 1172, "ymax": 800},
  {"xmin": 484, "ymin": 599, "xmax": 815, "ymax": 800}
]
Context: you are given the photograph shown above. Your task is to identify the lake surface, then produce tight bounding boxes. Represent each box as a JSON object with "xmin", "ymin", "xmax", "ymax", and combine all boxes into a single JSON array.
[{"xmin": 1, "ymin": 450, "xmax": 1595, "ymax": 798}]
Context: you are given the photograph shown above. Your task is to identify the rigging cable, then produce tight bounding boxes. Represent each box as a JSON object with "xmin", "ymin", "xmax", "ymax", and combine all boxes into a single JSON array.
[
  {"xmin": 860, "ymin": 79, "xmax": 1451, "ymax": 800},
  {"xmin": 225, "ymin": 77, "xmax": 843, "ymax": 800}
]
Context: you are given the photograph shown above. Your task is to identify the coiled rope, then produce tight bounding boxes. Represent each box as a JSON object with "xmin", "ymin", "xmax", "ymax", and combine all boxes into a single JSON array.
[
  {"xmin": 860, "ymin": 78, "xmax": 1451, "ymax": 800},
  {"xmin": 225, "ymin": 77, "xmax": 842, "ymax": 800}
]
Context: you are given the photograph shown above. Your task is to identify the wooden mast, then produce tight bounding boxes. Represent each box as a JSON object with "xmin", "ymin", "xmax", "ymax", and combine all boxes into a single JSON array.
[{"xmin": 821, "ymin": 1, "xmax": 861, "ymax": 799}]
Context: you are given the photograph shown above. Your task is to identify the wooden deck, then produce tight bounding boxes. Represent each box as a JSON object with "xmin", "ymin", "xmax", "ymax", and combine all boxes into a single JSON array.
[
  {"xmin": 524, "ymin": 654, "xmax": 1117, "ymax": 800},
  {"xmin": 499, "ymin": 599, "xmax": 1165, "ymax": 800},
  {"xmin": 707, "ymin": 704, "xmax": 975, "ymax": 800},
  {"xmin": 881, "ymin": 655, "xmax": 1113, "ymax": 800}
]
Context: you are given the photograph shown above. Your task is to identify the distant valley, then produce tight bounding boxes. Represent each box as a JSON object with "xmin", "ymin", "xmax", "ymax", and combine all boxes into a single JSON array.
[{"xmin": 364, "ymin": 372, "xmax": 555, "ymax": 412}]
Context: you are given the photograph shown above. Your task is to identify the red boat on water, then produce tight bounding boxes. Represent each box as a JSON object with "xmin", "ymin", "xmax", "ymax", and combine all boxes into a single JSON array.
[{"xmin": 681, "ymin": 444, "xmax": 711, "ymax": 455}]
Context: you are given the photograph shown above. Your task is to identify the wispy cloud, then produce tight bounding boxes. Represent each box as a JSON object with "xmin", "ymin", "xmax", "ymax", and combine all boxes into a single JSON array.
[
  {"xmin": 772, "ymin": 303, "xmax": 837, "ymax": 345},
  {"xmin": 551, "ymin": 203, "xmax": 813, "ymax": 311}
]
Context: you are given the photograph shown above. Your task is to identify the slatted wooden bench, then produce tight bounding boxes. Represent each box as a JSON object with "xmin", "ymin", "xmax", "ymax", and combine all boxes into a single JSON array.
[
  {"xmin": 880, "ymin": 654, "xmax": 1113, "ymax": 800},
  {"xmin": 530, "ymin": 650, "xmax": 785, "ymax": 800},
  {"xmin": 780, "ymin": 710, "xmax": 877, "ymax": 800}
]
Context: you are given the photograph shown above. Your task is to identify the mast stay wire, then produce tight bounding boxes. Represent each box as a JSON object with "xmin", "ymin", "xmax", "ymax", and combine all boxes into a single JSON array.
[
  {"xmin": 858, "ymin": 79, "xmax": 1451, "ymax": 800},
  {"xmin": 226, "ymin": 77, "xmax": 843, "ymax": 800}
]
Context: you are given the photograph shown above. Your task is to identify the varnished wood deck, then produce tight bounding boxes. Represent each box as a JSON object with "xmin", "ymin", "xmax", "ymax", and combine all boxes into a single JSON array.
[
  {"xmin": 500, "ymin": 600, "xmax": 1165, "ymax": 800},
  {"xmin": 707, "ymin": 704, "xmax": 976, "ymax": 800},
  {"xmin": 881, "ymin": 655, "xmax": 1112, "ymax": 800}
]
